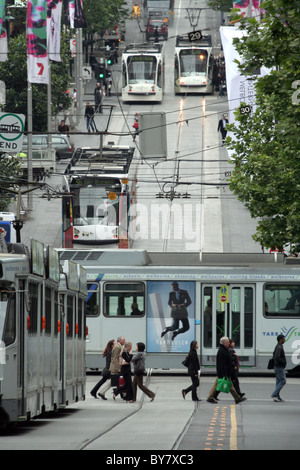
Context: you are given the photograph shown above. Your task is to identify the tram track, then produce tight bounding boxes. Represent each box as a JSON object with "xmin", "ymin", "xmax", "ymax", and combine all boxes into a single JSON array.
[{"xmin": 79, "ymin": 370, "xmax": 198, "ymax": 451}]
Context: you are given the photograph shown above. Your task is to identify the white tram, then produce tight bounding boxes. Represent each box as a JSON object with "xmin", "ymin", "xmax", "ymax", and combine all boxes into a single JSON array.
[
  {"xmin": 174, "ymin": 35, "xmax": 214, "ymax": 94},
  {"xmin": 122, "ymin": 43, "xmax": 165, "ymax": 103},
  {"xmin": 62, "ymin": 146, "xmax": 137, "ymax": 248},
  {"xmin": 56, "ymin": 250, "xmax": 300, "ymax": 374},
  {"xmin": 0, "ymin": 239, "xmax": 87, "ymax": 430}
]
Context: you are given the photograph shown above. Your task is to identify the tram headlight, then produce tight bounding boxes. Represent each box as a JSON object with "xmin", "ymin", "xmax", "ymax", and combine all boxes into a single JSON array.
[{"xmin": 180, "ymin": 79, "xmax": 185, "ymax": 85}]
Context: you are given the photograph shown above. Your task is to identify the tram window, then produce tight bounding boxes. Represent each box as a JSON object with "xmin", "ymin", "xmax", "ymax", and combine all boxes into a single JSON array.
[
  {"xmin": 104, "ymin": 283, "xmax": 145, "ymax": 317},
  {"xmin": 122, "ymin": 61, "xmax": 127, "ymax": 88},
  {"xmin": 264, "ymin": 284, "xmax": 300, "ymax": 317},
  {"xmin": 128, "ymin": 56, "xmax": 156, "ymax": 84},
  {"xmin": 0, "ymin": 290, "xmax": 16, "ymax": 346},
  {"xmin": 54, "ymin": 292, "xmax": 59, "ymax": 336},
  {"xmin": 203, "ymin": 287, "xmax": 212, "ymax": 348},
  {"xmin": 67, "ymin": 295, "xmax": 74, "ymax": 338},
  {"xmin": 244, "ymin": 287, "xmax": 253, "ymax": 348},
  {"xmin": 28, "ymin": 283, "xmax": 39, "ymax": 335},
  {"xmin": 179, "ymin": 50, "xmax": 208, "ymax": 77},
  {"xmin": 231, "ymin": 287, "xmax": 241, "ymax": 348},
  {"xmin": 86, "ymin": 282, "xmax": 100, "ymax": 316},
  {"xmin": 45, "ymin": 286, "xmax": 52, "ymax": 335},
  {"xmin": 62, "ymin": 196, "xmax": 71, "ymax": 232}
]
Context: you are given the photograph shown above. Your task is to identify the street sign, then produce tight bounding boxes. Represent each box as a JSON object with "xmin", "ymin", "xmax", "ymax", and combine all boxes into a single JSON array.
[
  {"xmin": 0, "ymin": 113, "xmax": 25, "ymax": 153},
  {"xmin": 82, "ymin": 65, "xmax": 92, "ymax": 80},
  {"xmin": 219, "ymin": 285, "xmax": 229, "ymax": 303},
  {"xmin": 240, "ymin": 105, "xmax": 252, "ymax": 115},
  {"xmin": 188, "ymin": 30, "xmax": 203, "ymax": 42}
]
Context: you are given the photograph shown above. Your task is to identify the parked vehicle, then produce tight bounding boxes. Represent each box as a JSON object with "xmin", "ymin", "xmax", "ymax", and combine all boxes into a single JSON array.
[{"xmin": 22, "ymin": 134, "xmax": 74, "ymax": 161}]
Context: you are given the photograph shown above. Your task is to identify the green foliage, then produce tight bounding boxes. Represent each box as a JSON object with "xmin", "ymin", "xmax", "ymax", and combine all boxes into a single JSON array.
[
  {"xmin": 0, "ymin": 34, "xmax": 72, "ymax": 133},
  {"xmin": 227, "ymin": 0, "xmax": 300, "ymax": 249},
  {"xmin": 0, "ymin": 155, "xmax": 22, "ymax": 211},
  {"xmin": 207, "ymin": 0, "xmax": 234, "ymax": 12},
  {"xmin": 83, "ymin": 0, "xmax": 129, "ymax": 34}
]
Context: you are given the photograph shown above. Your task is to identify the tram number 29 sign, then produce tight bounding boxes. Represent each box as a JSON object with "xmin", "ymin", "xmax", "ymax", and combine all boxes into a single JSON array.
[
  {"xmin": 0, "ymin": 112, "xmax": 25, "ymax": 153},
  {"xmin": 188, "ymin": 30, "xmax": 203, "ymax": 42}
]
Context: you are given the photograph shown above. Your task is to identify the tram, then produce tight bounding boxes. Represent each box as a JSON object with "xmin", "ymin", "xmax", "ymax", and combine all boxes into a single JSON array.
[
  {"xmin": 62, "ymin": 145, "xmax": 137, "ymax": 248},
  {"xmin": 121, "ymin": 43, "xmax": 165, "ymax": 103},
  {"xmin": 56, "ymin": 250, "xmax": 300, "ymax": 373},
  {"xmin": 0, "ymin": 238, "xmax": 87, "ymax": 430},
  {"xmin": 174, "ymin": 35, "xmax": 214, "ymax": 94}
]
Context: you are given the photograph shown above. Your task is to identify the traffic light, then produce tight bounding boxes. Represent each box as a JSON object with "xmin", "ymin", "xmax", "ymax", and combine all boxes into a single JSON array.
[
  {"xmin": 98, "ymin": 65, "xmax": 105, "ymax": 79},
  {"xmin": 107, "ymin": 57, "xmax": 112, "ymax": 66}
]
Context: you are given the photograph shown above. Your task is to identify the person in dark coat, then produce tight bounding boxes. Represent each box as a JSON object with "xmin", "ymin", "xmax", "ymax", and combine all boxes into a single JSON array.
[
  {"xmin": 271, "ymin": 334, "xmax": 287, "ymax": 402},
  {"xmin": 217, "ymin": 114, "xmax": 228, "ymax": 143},
  {"xmin": 161, "ymin": 281, "xmax": 191, "ymax": 340},
  {"xmin": 90, "ymin": 339, "xmax": 114, "ymax": 399},
  {"xmin": 94, "ymin": 82, "xmax": 103, "ymax": 113},
  {"xmin": 182, "ymin": 341, "xmax": 201, "ymax": 401},
  {"xmin": 113, "ymin": 341, "xmax": 134, "ymax": 402},
  {"xmin": 207, "ymin": 337, "xmax": 246, "ymax": 404}
]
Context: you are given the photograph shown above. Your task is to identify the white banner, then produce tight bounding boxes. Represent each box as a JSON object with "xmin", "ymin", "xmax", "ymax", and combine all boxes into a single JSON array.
[
  {"xmin": 47, "ymin": 0, "xmax": 62, "ymax": 62},
  {"xmin": 27, "ymin": 54, "xmax": 49, "ymax": 84}
]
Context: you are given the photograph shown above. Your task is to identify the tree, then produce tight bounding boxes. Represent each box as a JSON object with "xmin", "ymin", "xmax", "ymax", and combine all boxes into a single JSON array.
[
  {"xmin": 207, "ymin": 0, "xmax": 234, "ymax": 12},
  {"xmin": 83, "ymin": 0, "xmax": 129, "ymax": 35},
  {"xmin": 226, "ymin": 0, "xmax": 300, "ymax": 250},
  {"xmin": 0, "ymin": 34, "xmax": 72, "ymax": 133},
  {"xmin": 0, "ymin": 155, "xmax": 22, "ymax": 211}
]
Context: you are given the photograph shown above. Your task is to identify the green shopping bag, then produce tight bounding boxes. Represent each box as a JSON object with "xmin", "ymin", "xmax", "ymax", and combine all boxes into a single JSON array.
[{"xmin": 216, "ymin": 377, "xmax": 232, "ymax": 393}]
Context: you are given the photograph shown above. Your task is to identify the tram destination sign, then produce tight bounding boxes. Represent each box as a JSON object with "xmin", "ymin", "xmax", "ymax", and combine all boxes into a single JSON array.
[
  {"xmin": 0, "ymin": 112, "xmax": 25, "ymax": 153},
  {"xmin": 188, "ymin": 30, "xmax": 203, "ymax": 42}
]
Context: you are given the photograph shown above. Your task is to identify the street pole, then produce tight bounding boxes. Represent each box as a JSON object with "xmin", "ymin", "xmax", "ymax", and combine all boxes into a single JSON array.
[{"xmin": 27, "ymin": 82, "xmax": 33, "ymax": 211}]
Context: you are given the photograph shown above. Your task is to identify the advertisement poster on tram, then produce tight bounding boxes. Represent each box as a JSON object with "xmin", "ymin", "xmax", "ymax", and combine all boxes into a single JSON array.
[{"xmin": 147, "ymin": 281, "xmax": 195, "ymax": 353}]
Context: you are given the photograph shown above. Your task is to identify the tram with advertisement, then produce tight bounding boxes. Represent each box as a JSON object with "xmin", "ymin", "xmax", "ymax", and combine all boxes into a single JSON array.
[
  {"xmin": 62, "ymin": 145, "xmax": 137, "ymax": 248},
  {"xmin": 0, "ymin": 238, "xmax": 87, "ymax": 430},
  {"xmin": 121, "ymin": 43, "xmax": 165, "ymax": 103},
  {"xmin": 56, "ymin": 249, "xmax": 300, "ymax": 374},
  {"xmin": 174, "ymin": 35, "xmax": 214, "ymax": 94}
]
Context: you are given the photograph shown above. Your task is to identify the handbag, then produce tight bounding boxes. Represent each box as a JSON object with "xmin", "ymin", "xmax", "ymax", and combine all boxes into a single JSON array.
[
  {"xmin": 267, "ymin": 358, "xmax": 274, "ymax": 370},
  {"xmin": 182, "ymin": 356, "xmax": 190, "ymax": 367},
  {"xmin": 216, "ymin": 377, "xmax": 232, "ymax": 393},
  {"xmin": 111, "ymin": 373, "xmax": 120, "ymax": 387}
]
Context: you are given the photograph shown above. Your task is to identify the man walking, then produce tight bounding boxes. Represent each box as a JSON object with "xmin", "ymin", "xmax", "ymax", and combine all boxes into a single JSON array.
[
  {"xmin": 207, "ymin": 336, "xmax": 246, "ymax": 404},
  {"xmin": 84, "ymin": 102, "xmax": 96, "ymax": 133},
  {"xmin": 217, "ymin": 114, "xmax": 228, "ymax": 144},
  {"xmin": 271, "ymin": 334, "xmax": 287, "ymax": 402}
]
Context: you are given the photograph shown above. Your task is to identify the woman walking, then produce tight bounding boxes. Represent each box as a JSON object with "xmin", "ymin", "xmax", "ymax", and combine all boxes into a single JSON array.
[
  {"xmin": 132, "ymin": 342, "xmax": 155, "ymax": 402},
  {"xmin": 182, "ymin": 340, "xmax": 201, "ymax": 402},
  {"xmin": 90, "ymin": 339, "xmax": 114, "ymax": 399}
]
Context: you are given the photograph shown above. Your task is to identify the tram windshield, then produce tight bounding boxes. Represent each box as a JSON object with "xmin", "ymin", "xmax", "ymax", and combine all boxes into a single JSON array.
[
  {"xmin": 72, "ymin": 186, "xmax": 119, "ymax": 227},
  {"xmin": 128, "ymin": 56, "xmax": 156, "ymax": 84},
  {"xmin": 179, "ymin": 49, "xmax": 208, "ymax": 77}
]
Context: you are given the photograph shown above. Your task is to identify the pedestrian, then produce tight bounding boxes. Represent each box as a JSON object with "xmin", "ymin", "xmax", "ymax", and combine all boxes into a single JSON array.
[
  {"xmin": 207, "ymin": 336, "xmax": 247, "ymax": 404},
  {"xmin": 132, "ymin": 342, "xmax": 155, "ymax": 402},
  {"xmin": 217, "ymin": 114, "xmax": 228, "ymax": 144},
  {"xmin": 94, "ymin": 82, "xmax": 103, "ymax": 113},
  {"xmin": 271, "ymin": 334, "xmax": 287, "ymax": 402},
  {"xmin": 182, "ymin": 340, "xmax": 201, "ymax": 402},
  {"xmin": 215, "ymin": 338, "xmax": 245, "ymax": 401},
  {"xmin": 90, "ymin": 339, "xmax": 114, "ymax": 400},
  {"xmin": 58, "ymin": 120, "xmax": 70, "ymax": 136},
  {"xmin": 132, "ymin": 112, "xmax": 139, "ymax": 141},
  {"xmin": 106, "ymin": 72, "xmax": 112, "ymax": 96},
  {"xmin": 113, "ymin": 341, "xmax": 134, "ymax": 402},
  {"xmin": 84, "ymin": 102, "xmax": 96, "ymax": 133},
  {"xmin": 98, "ymin": 336, "xmax": 125, "ymax": 399},
  {"xmin": 73, "ymin": 88, "xmax": 77, "ymax": 109}
]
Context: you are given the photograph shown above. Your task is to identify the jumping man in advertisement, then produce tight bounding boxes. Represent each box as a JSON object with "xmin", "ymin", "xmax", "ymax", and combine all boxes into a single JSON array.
[{"xmin": 161, "ymin": 282, "xmax": 191, "ymax": 340}]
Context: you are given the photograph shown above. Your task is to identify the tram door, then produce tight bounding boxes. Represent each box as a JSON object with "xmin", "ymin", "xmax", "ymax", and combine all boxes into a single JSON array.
[{"xmin": 201, "ymin": 284, "xmax": 255, "ymax": 367}]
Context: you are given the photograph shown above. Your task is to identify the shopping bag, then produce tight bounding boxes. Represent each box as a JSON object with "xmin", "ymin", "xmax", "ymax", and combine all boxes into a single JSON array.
[
  {"xmin": 216, "ymin": 377, "xmax": 232, "ymax": 393},
  {"xmin": 267, "ymin": 358, "xmax": 274, "ymax": 370},
  {"xmin": 119, "ymin": 375, "xmax": 125, "ymax": 387}
]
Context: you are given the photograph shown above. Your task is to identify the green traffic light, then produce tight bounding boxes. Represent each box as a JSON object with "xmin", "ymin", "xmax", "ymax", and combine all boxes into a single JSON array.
[
  {"xmin": 107, "ymin": 59, "xmax": 112, "ymax": 65},
  {"xmin": 99, "ymin": 73, "xmax": 104, "ymax": 78}
]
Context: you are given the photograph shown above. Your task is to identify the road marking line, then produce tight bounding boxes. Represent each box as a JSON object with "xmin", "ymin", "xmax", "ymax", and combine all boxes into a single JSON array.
[{"xmin": 230, "ymin": 405, "xmax": 238, "ymax": 450}]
